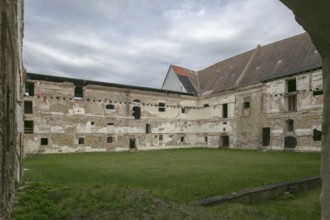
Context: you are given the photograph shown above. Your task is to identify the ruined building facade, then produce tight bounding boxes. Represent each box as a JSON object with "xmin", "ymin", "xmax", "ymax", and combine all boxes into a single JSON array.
[
  {"xmin": 0, "ymin": 0, "xmax": 24, "ymax": 218},
  {"xmin": 24, "ymin": 33, "xmax": 323, "ymax": 154}
]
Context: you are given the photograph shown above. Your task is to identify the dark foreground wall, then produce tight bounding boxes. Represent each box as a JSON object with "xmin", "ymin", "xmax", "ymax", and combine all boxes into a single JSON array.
[{"xmin": 0, "ymin": 0, "xmax": 24, "ymax": 218}]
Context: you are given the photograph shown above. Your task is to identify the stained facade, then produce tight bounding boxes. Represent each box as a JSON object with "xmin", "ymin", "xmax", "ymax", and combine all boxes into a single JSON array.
[{"xmin": 24, "ymin": 33, "xmax": 323, "ymax": 154}]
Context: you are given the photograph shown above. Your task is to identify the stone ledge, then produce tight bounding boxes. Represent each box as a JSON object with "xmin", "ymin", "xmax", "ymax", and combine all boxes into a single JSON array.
[{"xmin": 196, "ymin": 175, "xmax": 320, "ymax": 206}]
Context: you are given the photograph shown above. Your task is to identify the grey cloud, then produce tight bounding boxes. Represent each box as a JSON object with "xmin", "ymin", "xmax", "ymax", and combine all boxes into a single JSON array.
[{"xmin": 24, "ymin": 0, "xmax": 304, "ymax": 88}]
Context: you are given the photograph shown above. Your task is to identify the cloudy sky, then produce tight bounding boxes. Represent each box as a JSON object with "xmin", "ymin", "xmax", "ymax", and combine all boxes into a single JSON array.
[{"xmin": 24, "ymin": 0, "xmax": 304, "ymax": 88}]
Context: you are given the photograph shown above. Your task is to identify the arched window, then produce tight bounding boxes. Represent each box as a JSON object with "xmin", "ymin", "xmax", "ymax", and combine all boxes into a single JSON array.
[
  {"xmin": 106, "ymin": 104, "xmax": 115, "ymax": 110},
  {"xmin": 133, "ymin": 106, "xmax": 141, "ymax": 119},
  {"xmin": 286, "ymin": 119, "xmax": 294, "ymax": 132},
  {"xmin": 107, "ymin": 136, "xmax": 113, "ymax": 143}
]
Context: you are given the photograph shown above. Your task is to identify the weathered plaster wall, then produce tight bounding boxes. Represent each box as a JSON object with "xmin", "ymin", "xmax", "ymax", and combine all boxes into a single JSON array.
[
  {"xmin": 24, "ymin": 69, "xmax": 323, "ymax": 154},
  {"xmin": 0, "ymin": 0, "xmax": 24, "ymax": 218}
]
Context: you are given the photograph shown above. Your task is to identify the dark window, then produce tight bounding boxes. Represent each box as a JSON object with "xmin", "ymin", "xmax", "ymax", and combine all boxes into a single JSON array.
[
  {"xmin": 74, "ymin": 86, "xmax": 83, "ymax": 99},
  {"xmin": 133, "ymin": 106, "xmax": 141, "ymax": 119},
  {"xmin": 130, "ymin": 139, "xmax": 136, "ymax": 149},
  {"xmin": 204, "ymin": 104, "xmax": 209, "ymax": 107},
  {"xmin": 284, "ymin": 136, "xmax": 297, "ymax": 148},
  {"xmin": 244, "ymin": 101, "xmax": 250, "ymax": 109},
  {"xmin": 91, "ymin": 121, "xmax": 95, "ymax": 125},
  {"xmin": 133, "ymin": 99, "xmax": 141, "ymax": 103},
  {"xmin": 313, "ymin": 90, "xmax": 323, "ymax": 96},
  {"xmin": 106, "ymin": 104, "xmax": 115, "ymax": 110},
  {"xmin": 159, "ymin": 135, "xmax": 163, "ymax": 141},
  {"xmin": 158, "ymin": 103, "xmax": 166, "ymax": 112},
  {"xmin": 146, "ymin": 124, "xmax": 151, "ymax": 133},
  {"xmin": 286, "ymin": 119, "xmax": 294, "ymax": 132},
  {"xmin": 40, "ymin": 138, "xmax": 48, "ymax": 145},
  {"xmin": 181, "ymin": 136, "xmax": 184, "ymax": 142},
  {"xmin": 287, "ymin": 79, "xmax": 297, "ymax": 93},
  {"xmin": 24, "ymin": 120, "xmax": 34, "ymax": 133},
  {"xmin": 205, "ymin": 136, "xmax": 208, "ymax": 142},
  {"xmin": 24, "ymin": 101, "xmax": 33, "ymax": 114},
  {"xmin": 222, "ymin": 103, "xmax": 228, "ymax": 118},
  {"xmin": 107, "ymin": 136, "xmax": 113, "ymax": 143},
  {"xmin": 222, "ymin": 135, "xmax": 229, "ymax": 147},
  {"xmin": 288, "ymin": 95, "xmax": 297, "ymax": 112},
  {"xmin": 107, "ymin": 122, "xmax": 114, "ymax": 126},
  {"xmin": 78, "ymin": 138, "xmax": 85, "ymax": 144},
  {"xmin": 262, "ymin": 127, "xmax": 271, "ymax": 146},
  {"xmin": 313, "ymin": 129, "xmax": 322, "ymax": 141},
  {"xmin": 181, "ymin": 108, "xmax": 185, "ymax": 113},
  {"xmin": 25, "ymin": 82, "xmax": 34, "ymax": 96}
]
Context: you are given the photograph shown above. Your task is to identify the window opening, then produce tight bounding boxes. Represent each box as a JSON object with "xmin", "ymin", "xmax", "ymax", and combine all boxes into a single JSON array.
[
  {"xmin": 313, "ymin": 129, "xmax": 322, "ymax": 141},
  {"xmin": 24, "ymin": 101, "xmax": 33, "ymax": 114},
  {"xmin": 107, "ymin": 136, "xmax": 113, "ymax": 143},
  {"xmin": 222, "ymin": 103, "xmax": 228, "ymax": 118},
  {"xmin": 205, "ymin": 136, "xmax": 208, "ymax": 142},
  {"xmin": 244, "ymin": 101, "xmax": 250, "ymax": 109},
  {"xmin": 24, "ymin": 120, "xmax": 34, "ymax": 133},
  {"xmin": 40, "ymin": 138, "xmax": 48, "ymax": 145},
  {"xmin": 286, "ymin": 119, "xmax": 294, "ymax": 132},
  {"xmin": 158, "ymin": 102, "xmax": 166, "ymax": 112},
  {"xmin": 222, "ymin": 135, "xmax": 229, "ymax": 147},
  {"xmin": 106, "ymin": 104, "xmax": 115, "ymax": 110},
  {"xmin": 262, "ymin": 127, "xmax": 271, "ymax": 146},
  {"xmin": 313, "ymin": 90, "xmax": 323, "ymax": 96},
  {"xmin": 146, "ymin": 124, "xmax": 151, "ymax": 134},
  {"xmin": 107, "ymin": 122, "xmax": 114, "ymax": 126},
  {"xmin": 133, "ymin": 106, "xmax": 141, "ymax": 119},
  {"xmin": 25, "ymin": 82, "xmax": 34, "ymax": 96},
  {"xmin": 181, "ymin": 108, "xmax": 185, "ymax": 113},
  {"xmin": 78, "ymin": 138, "xmax": 85, "ymax": 144},
  {"xmin": 284, "ymin": 136, "xmax": 297, "ymax": 148},
  {"xmin": 287, "ymin": 79, "xmax": 297, "ymax": 93},
  {"xmin": 288, "ymin": 95, "xmax": 297, "ymax": 112},
  {"xmin": 74, "ymin": 86, "xmax": 83, "ymax": 99},
  {"xmin": 159, "ymin": 135, "xmax": 163, "ymax": 141},
  {"xmin": 204, "ymin": 104, "xmax": 209, "ymax": 107}
]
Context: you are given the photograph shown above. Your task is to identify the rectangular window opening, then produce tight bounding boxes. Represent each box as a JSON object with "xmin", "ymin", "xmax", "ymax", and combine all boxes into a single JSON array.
[
  {"xmin": 159, "ymin": 135, "xmax": 163, "ymax": 141},
  {"xmin": 40, "ymin": 138, "xmax": 48, "ymax": 145},
  {"xmin": 222, "ymin": 103, "xmax": 228, "ymax": 118},
  {"xmin": 25, "ymin": 82, "xmax": 35, "ymax": 96},
  {"xmin": 107, "ymin": 136, "xmax": 113, "ymax": 143},
  {"xmin": 205, "ymin": 136, "xmax": 208, "ymax": 142},
  {"xmin": 181, "ymin": 136, "xmax": 184, "ymax": 142},
  {"xmin": 204, "ymin": 104, "xmax": 210, "ymax": 107},
  {"xmin": 107, "ymin": 122, "xmax": 114, "ymax": 126},
  {"xmin": 181, "ymin": 108, "xmax": 185, "ymax": 113},
  {"xmin": 24, "ymin": 101, "xmax": 33, "ymax": 114},
  {"xmin": 24, "ymin": 120, "xmax": 34, "ymax": 133},
  {"xmin": 244, "ymin": 101, "xmax": 250, "ymax": 109},
  {"xmin": 287, "ymin": 79, "xmax": 297, "ymax": 93},
  {"xmin": 313, "ymin": 90, "xmax": 323, "ymax": 96},
  {"xmin": 146, "ymin": 124, "xmax": 151, "ymax": 134},
  {"xmin": 78, "ymin": 138, "xmax": 85, "ymax": 144},
  {"xmin": 288, "ymin": 95, "xmax": 297, "ymax": 112},
  {"xmin": 158, "ymin": 102, "xmax": 166, "ymax": 112},
  {"xmin": 74, "ymin": 86, "xmax": 83, "ymax": 99}
]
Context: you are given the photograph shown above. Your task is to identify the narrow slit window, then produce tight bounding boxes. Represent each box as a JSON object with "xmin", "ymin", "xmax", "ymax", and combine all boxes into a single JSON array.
[
  {"xmin": 181, "ymin": 136, "xmax": 184, "ymax": 142},
  {"xmin": 222, "ymin": 103, "xmax": 228, "ymax": 118}
]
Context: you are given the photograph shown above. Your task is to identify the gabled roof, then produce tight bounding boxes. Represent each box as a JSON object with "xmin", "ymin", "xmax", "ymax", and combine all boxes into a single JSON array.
[
  {"xmin": 162, "ymin": 32, "xmax": 322, "ymax": 97},
  {"xmin": 169, "ymin": 65, "xmax": 198, "ymax": 95}
]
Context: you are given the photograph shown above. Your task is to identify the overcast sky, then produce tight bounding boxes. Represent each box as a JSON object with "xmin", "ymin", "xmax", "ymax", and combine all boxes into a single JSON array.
[{"xmin": 24, "ymin": 0, "xmax": 304, "ymax": 88}]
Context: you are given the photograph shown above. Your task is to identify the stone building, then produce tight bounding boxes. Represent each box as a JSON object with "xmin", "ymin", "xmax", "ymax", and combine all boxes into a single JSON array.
[
  {"xmin": 24, "ymin": 32, "xmax": 323, "ymax": 154},
  {"xmin": 0, "ymin": 0, "xmax": 24, "ymax": 218}
]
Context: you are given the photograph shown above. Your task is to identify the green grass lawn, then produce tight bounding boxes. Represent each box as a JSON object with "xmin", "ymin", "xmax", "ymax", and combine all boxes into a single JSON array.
[{"xmin": 13, "ymin": 148, "xmax": 321, "ymax": 219}]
